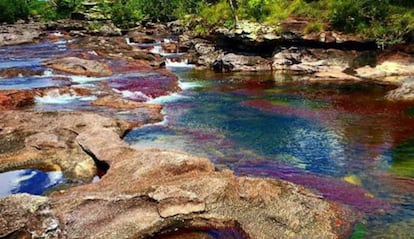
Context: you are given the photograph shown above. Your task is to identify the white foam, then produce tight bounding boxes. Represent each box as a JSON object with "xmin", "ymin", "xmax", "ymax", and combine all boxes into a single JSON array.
[
  {"xmin": 45, "ymin": 172, "xmax": 64, "ymax": 188},
  {"xmin": 35, "ymin": 89, "xmax": 97, "ymax": 104},
  {"xmin": 70, "ymin": 75, "xmax": 108, "ymax": 84},
  {"xmin": 52, "ymin": 31, "xmax": 64, "ymax": 37},
  {"xmin": 43, "ymin": 69, "xmax": 53, "ymax": 76},
  {"xmin": 119, "ymin": 90, "xmax": 152, "ymax": 101},
  {"xmin": 179, "ymin": 81, "xmax": 201, "ymax": 90},
  {"xmin": 165, "ymin": 59, "xmax": 196, "ymax": 69},
  {"xmin": 147, "ymin": 92, "xmax": 189, "ymax": 104},
  {"xmin": 150, "ymin": 45, "xmax": 163, "ymax": 55}
]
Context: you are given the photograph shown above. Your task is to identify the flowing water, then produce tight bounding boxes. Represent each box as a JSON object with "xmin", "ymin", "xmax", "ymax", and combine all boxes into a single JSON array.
[{"xmin": 1, "ymin": 36, "xmax": 414, "ymax": 238}]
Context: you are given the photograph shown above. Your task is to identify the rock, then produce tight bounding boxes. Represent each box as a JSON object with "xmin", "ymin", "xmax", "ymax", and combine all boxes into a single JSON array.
[
  {"xmin": 162, "ymin": 42, "xmax": 178, "ymax": 53},
  {"xmin": 0, "ymin": 111, "xmax": 133, "ymax": 182},
  {"xmin": 386, "ymin": 77, "xmax": 414, "ymax": 100},
  {"xmin": 214, "ymin": 19, "xmax": 376, "ymax": 54},
  {"xmin": 0, "ymin": 90, "xmax": 35, "ymax": 110},
  {"xmin": 0, "ymin": 111, "xmax": 358, "ymax": 239},
  {"xmin": 354, "ymin": 50, "xmax": 414, "ymax": 84},
  {"xmin": 44, "ymin": 57, "xmax": 113, "ymax": 77},
  {"xmin": 129, "ymin": 34, "xmax": 157, "ymax": 44},
  {"xmin": 356, "ymin": 61, "xmax": 414, "ymax": 84},
  {"xmin": 0, "ymin": 194, "xmax": 62, "ymax": 238},
  {"xmin": 272, "ymin": 47, "xmax": 360, "ymax": 81},
  {"xmin": 107, "ymin": 71, "xmax": 180, "ymax": 100},
  {"xmin": 0, "ymin": 23, "xmax": 44, "ymax": 46},
  {"xmin": 0, "ymin": 68, "xmax": 44, "ymax": 78},
  {"xmin": 213, "ymin": 53, "xmax": 272, "ymax": 72},
  {"xmin": 91, "ymin": 95, "xmax": 164, "ymax": 124}
]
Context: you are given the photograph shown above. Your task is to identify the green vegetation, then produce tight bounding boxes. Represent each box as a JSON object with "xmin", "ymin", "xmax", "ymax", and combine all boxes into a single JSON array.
[
  {"xmin": 1, "ymin": 0, "xmax": 414, "ymax": 45},
  {"xmin": 0, "ymin": 0, "xmax": 29, "ymax": 23}
]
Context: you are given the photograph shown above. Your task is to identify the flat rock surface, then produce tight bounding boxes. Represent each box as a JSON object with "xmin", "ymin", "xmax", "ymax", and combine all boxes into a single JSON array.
[{"xmin": 0, "ymin": 111, "xmax": 358, "ymax": 239}]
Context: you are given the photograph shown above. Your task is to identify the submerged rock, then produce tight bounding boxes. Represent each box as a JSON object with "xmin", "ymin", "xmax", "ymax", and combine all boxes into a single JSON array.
[{"xmin": 0, "ymin": 111, "xmax": 359, "ymax": 239}]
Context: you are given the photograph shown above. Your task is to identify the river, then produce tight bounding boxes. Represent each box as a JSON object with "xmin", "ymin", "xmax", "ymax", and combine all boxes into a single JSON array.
[{"xmin": 1, "ymin": 35, "xmax": 414, "ymax": 238}]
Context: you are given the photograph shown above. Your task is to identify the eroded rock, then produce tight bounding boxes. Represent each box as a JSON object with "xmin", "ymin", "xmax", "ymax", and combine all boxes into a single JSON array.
[
  {"xmin": 213, "ymin": 53, "xmax": 272, "ymax": 72},
  {"xmin": 0, "ymin": 90, "xmax": 35, "ymax": 110},
  {"xmin": 0, "ymin": 111, "xmax": 359, "ymax": 239},
  {"xmin": 44, "ymin": 57, "xmax": 113, "ymax": 77},
  {"xmin": 0, "ymin": 111, "xmax": 132, "ymax": 182},
  {"xmin": 0, "ymin": 23, "xmax": 44, "ymax": 46}
]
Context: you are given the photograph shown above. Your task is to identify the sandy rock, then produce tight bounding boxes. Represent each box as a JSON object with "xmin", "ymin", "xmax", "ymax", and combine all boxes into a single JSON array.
[
  {"xmin": 0, "ymin": 194, "xmax": 61, "ymax": 238},
  {"xmin": 44, "ymin": 57, "xmax": 113, "ymax": 77},
  {"xmin": 0, "ymin": 90, "xmax": 35, "ymax": 110},
  {"xmin": 0, "ymin": 111, "xmax": 133, "ymax": 182},
  {"xmin": 386, "ymin": 77, "xmax": 414, "ymax": 100},
  {"xmin": 0, "ymin": 111, "xmax": 359, "ymax": 239},
  {"xmin": 0, "ymin": 24, "xmax": 44, "ymax": 46},
  {"xmin": 213, "ymin": 53, "xmax": 272, "ymax": 72},
  {"xmin": 0, "ymin": 68, "xmax": 43, "ymax": 78}
]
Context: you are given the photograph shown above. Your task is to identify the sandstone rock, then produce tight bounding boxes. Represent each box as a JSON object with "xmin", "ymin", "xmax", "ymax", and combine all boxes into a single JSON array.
[
  {"xmin": 0, "ymin": 68, "xmax": 43, "ymax": 78},
  {"xmin": 0, "ymin": 194, "xmax": 61, "ymax": 238},
  {"xmin": 162, "ymin": 42, "xmax": 178, "ymax": 53},
  {"xmin": 92, "ymin": 95, "xmax": 161, "ymax": 110},
  {"xmin": 272, "ymin": 47, "xmax": 360, "ymax": 81},
  {"xmin": 386, "ymin": 77, "xmax": 414, "ymax": 101},
  {"xmin": 356, "ymin": 61, "xmax": 414, "ymax": 84},
  {"xmin": 0, "ymin": 111, "xmax": 133, "ymax": 182},
  {"xmin": 129, "ymin": 34, "xmax": 157, "ymax": 44},
  {"xmin": 44, "ymin": 57, "xmax": 113, "ymax": 77},
  {"xmin": 0, "ymin": 90, "xmax": 35, "ymax": 110},
  {"xmin": 0, "ymin": 24, "xmax": 44, "ymax": 46},
  {"xmin": 0, "ymin": 111, "xmax": 359, "ymax": 239},
  {"xmin": 213, "ymin": 53, "xmax": 272, "ymax": 72}
]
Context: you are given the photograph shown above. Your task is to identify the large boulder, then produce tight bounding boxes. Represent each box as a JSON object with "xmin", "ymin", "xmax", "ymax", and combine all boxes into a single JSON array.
[{"xmin": 0, "ymin": 111, "xmax": 358, "ymax": 239}]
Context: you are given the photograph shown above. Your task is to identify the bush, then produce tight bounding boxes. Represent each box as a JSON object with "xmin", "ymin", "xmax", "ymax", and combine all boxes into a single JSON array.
[
  {"xmin": 329, "ymin": 0, "xmax": 389, "ymax": 33},
  {"xmin": 0, "ymin": 0, "xmax": 29, "ymax": 23}
]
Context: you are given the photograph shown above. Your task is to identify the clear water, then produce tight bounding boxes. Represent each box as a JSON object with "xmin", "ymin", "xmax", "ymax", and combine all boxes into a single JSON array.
[
  {"xmin": 2, "ymin": 37, "xmax": 414, "ymax": 237},
  {"xmin": 0, "ymin": 169, "xmax": 65, "ymax": 197},
  {"xmin": 125, "ymin": 70, "xmax": 414, "ymax": 238}
]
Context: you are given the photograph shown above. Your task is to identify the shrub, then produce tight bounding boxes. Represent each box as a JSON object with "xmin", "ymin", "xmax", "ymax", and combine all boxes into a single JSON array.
[{"xmin": 0, "ymin": 0, "xmax": 29, "ymax": 23}]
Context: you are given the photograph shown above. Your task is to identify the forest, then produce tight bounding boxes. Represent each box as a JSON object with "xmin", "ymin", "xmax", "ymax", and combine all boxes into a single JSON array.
[{"xmin": 1, "ymin": 0, "xmax": 414, "ymax": 45}]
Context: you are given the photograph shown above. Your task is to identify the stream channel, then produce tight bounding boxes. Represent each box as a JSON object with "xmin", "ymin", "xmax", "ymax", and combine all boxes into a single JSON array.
[{"xmin": 0, "ymin": 35, "xmax": 414, "ymax": 238}]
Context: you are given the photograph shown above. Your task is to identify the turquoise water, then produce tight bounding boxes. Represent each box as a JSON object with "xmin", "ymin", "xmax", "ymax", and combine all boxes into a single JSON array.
[{"xmin": 126, "ymin": 71, "xmax": 414, "ymax": 238}]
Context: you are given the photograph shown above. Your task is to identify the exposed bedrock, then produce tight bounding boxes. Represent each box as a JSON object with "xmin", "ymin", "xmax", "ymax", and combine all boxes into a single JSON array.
[{"xmin": 0, "ymin": 111, "xmax": 358, "ymax": 239}]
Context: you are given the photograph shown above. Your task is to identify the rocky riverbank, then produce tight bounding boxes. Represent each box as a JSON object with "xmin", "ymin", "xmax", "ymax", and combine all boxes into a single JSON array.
[
  {"xmin": 1, "ymin": 18, "xmax": 412, "ymax": 238},
  {"xmin": 0, "ymin": 111, "xmax": 357, "ymax": 238}
]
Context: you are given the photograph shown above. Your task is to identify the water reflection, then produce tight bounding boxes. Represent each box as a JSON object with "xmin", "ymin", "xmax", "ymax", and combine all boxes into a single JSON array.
[
  {"xmin": 0, "ymin": 169, "xmax": 65, "ymax": 197},
  {"xmin": 125, "ymin": 71, "xmax": 414, "ymax": 237}
]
